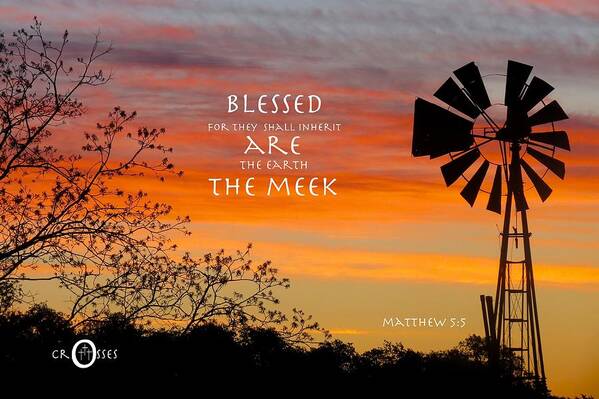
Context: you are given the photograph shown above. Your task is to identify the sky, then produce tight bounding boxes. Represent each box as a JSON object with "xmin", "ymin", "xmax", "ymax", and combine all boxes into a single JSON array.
[{"xmin": 1, "ymin": 0, "xmax": 598, "ymax": 396}]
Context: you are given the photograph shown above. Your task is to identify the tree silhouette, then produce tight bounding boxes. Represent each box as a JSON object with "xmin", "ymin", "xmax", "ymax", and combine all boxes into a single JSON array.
[
  {"xmin": 0, "ymin": 20, "xmax": 325, "ymax": 343},
  {"xmin": 0, "ymin": 19, "xmax": 186, "ymax": 319},
  {"xmin": 0, "ymin": 306, "xmax": 590, "ymax": 398}
]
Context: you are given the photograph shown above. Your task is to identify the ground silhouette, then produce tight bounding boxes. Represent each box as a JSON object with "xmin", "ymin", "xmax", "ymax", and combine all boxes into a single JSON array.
[{"xmin": 0, "ymin": 305, "xmax": 592, "ymax": 398}]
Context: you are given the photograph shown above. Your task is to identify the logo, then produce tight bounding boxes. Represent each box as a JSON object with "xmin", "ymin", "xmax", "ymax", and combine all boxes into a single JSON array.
[
  {"xmin": 51, "ymin": 339, "xmax": 118, "ymax": 368},
  {"xmin": 71, "ymin": 339, "xmax": 97, "ymax": 369}
]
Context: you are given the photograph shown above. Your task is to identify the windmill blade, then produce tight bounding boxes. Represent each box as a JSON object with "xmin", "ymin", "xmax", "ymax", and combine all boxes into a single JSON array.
[
  {"xmin": 529, "ymin": 131, "xmax": 570, "ymax": 151},
  {"xmin": 412, "ymin": 98, "xmax": 474, "ymax": 157},
  {"xmin": 505, "ymin": 60, "xmax": 533, "ymax": 107},
  {"xmin": 486, "ymin": 165, "xmax": 502, "ymax": 214},
  {"xmin": 460, "ymin": 160, "xmax": 490, "ymax": 206},
  {"xmin": 509, "ymin": 161, "xmax": 529, "ymax": 211},
  {"xmin": 528, "ymin": 100, "xmax": 568, "ymax": 126},
  {"xmin": 434, "ymin": 78, "xmax": 480, "ymax": 119},
  {"xmin": 521, "ymin": 159, "xmax": 553, "ymax": 201},
  {"xmin": 441, "ymin": 148, "xmax": 480, "ymax": 186},
  {"xmin": 521, "ymin": 76, "xmax": 554, "ymax": 112},
  {"xmin": 453, "ymin": 62, "xmax": 491, "ymax": 110},
  {"xmin": 526, "ymin": 147, "xmax": 565, "ymax": 179}
]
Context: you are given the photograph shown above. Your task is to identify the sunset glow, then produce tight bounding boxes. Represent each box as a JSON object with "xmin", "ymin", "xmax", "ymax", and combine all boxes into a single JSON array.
[{"xmin": 1, "ymin": 0, "xmax": 598, "ymax": 396}]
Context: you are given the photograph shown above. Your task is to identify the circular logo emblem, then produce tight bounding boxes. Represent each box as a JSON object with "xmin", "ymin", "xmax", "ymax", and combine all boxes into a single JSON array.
[{"xmin": 71, "ymin": 339, "xmax": 97, "ymax": 369}]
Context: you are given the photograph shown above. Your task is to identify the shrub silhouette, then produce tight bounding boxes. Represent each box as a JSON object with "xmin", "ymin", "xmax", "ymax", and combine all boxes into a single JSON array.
[{"xmin": 0, "ymin": 306, "xmax": 591, "ymax": 398}]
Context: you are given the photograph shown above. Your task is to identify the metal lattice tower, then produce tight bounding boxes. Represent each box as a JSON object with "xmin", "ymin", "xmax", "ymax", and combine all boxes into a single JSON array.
[{"xmin": 490, "ymin": 142, "xmax": 545, "ymax": 380}]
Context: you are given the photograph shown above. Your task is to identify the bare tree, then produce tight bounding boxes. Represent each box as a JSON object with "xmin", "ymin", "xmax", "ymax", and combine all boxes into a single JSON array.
[
  {"xmin": 0, "ymin": 20, "xmax": 327, "ymax": 345},
  {"xmin": 60, "ymin": 243, "xmax": 328, "ymax": 345},
  {"xmin": 0, "ymin": 19, "xmax": 186, "ymax": 287},
  {"xmin": 0, "ymin": 17, "xmax": 109, "ymax": 182}
]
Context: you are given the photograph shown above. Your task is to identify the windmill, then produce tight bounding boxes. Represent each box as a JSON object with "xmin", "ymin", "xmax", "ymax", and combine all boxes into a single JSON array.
[{"xmin": 411, "ymin": 60, "xmax": 570, "ymax": 383}]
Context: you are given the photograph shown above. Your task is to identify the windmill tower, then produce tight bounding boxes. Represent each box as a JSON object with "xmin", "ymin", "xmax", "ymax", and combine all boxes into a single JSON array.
[{"xmin": 411, "ymin": 60, "xmax": 570, "ymax": 383}]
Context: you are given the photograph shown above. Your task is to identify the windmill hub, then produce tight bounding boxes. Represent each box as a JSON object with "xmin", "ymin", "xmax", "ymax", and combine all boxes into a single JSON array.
[
  {"xmin": 411, "ymin": 60, "xmax": 570, "ymax": 384},
  {"xmin": 472, "ymin": 104, "xmax": 506, "ymax": 165},
  {"xmin": 500, "ymin": 106, "xmax": 532, "ymax": 141}
]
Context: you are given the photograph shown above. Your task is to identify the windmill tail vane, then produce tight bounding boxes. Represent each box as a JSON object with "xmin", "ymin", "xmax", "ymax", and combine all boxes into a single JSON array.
[{"xmin": 411, "ymin": 60, "xmax": 570, "ymax": 383}]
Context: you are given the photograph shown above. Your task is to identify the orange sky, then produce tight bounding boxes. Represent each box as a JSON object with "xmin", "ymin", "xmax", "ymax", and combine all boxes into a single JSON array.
[{"xmin": 2, "ymin": 0, "xmax": 599, "ymax": 396}]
